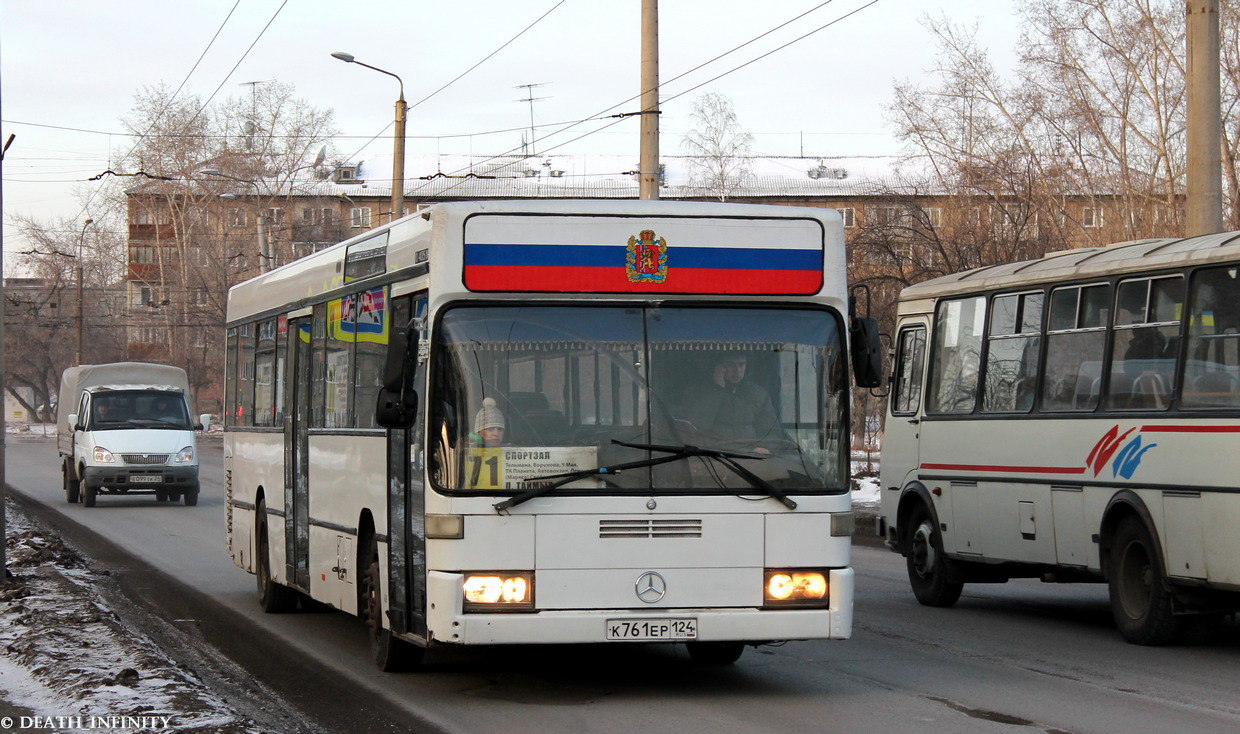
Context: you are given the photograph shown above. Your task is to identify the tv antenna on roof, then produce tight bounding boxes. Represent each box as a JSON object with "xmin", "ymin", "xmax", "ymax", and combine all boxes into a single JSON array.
[{"xmin": 515, "ymin": 83, "xmax": 550, "ymax": 156}]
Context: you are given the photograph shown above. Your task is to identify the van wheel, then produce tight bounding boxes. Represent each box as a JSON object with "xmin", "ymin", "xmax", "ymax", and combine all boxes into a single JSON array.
[
  {"xmin": 1108, "ymin": 516, "xmax": 1179, "ymax": 645},
  {"xmin": 82, "ymin": 480, "xmax": 97, "ymax": 508},
  {"xmin": 183, "ymin": 489, "xmax": 199, "ymax": 507},
  {"xmin": 256, "ymin": 510, "xmax": 298, "ymax": 613},
  {"xmin": 906, "ymin": 503, "xmax": 963, "ymax": 607},
  {"xmin": 65, "ymin": 464, "xmax": 80, "ymax": 504},
  {"xmin": 155, "ymin": 491, "xmax": 169, "ymax": 502}
]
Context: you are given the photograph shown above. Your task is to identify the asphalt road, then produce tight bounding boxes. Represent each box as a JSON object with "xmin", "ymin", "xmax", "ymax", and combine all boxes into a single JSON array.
[{"xmin": 8, "ymin": 434, "xmax": 1240, "ymax": 734}]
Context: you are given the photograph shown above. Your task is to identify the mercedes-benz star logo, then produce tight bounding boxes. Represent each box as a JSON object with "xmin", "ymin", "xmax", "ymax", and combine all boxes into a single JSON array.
[{"xmin": 635, "ymin": 571, "xmax": 666, "ymax": 604}]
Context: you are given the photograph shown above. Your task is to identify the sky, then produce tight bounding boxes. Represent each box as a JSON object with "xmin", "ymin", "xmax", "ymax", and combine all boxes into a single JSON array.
[{"xmin": 0, "ymin": 0, "xmax": 1022, "ymax": 252}]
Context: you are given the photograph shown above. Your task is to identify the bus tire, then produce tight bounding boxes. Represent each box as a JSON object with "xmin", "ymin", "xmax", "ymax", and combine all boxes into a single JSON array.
[
  {"xmin": 1108, "ymin": 516, "xmax": 1179, "ymax": 645},
  {"xmin": 686, "ymin": 641, "xmax": 745, "ymax": 665},
  {"xmin": 906, "ymin": 503, "xmax": 963, "ymax": 607},
  {"xmin": 82, "ymin": 480, "xmax": 97, "ymax": 508},
  {"xmin": 361, "ymin": 535, "xmax": 422, "ymax": 671},
  {"xmin": 256, "ymin": 509, "xmax": 298, "ymax": 613},
  {"xmin": 65, "ymin": 462, "xmax": 80, "ymax": 504}
]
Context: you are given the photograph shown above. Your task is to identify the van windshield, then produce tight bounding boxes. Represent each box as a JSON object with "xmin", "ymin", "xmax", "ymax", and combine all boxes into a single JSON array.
[{"xmin": 91, "ymin": 391, "xmax": 191, "ymax": 430}]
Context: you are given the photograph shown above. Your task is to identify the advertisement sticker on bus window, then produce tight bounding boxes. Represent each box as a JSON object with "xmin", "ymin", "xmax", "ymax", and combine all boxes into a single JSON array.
[{"xmin": 465, "ymin": 446, "xmax": 600, "ymax": 490}]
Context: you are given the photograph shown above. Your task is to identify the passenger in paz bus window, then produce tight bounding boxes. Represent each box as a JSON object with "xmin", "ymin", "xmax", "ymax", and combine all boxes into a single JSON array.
[
  {"xmin": 683, "ymin": 352, "xmax": 782, "ymax": 454},
  {"xmin": 470, "ymin": 397, "xmax": 506, "ymax": 447}
]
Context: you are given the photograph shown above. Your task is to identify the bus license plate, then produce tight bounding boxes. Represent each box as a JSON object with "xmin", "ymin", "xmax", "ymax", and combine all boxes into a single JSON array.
[
  {"xmin": 606, "ymin": 618, "xmax": 697, "ymax": 641},
  {"xmin": 130, "ymin": 475, "xmax": 162, "ymax": 483}
]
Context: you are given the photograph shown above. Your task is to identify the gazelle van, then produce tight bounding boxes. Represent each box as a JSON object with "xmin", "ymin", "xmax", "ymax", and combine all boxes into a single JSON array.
[{"xmin": 57, "ymin": 362, "xmax": 210, "ymax": 507}]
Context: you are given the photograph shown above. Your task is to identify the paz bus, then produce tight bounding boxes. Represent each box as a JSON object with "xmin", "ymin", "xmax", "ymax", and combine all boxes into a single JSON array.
[
  {"xmin": 224, "ymin": 199, "xmax": 881, "ymax": 668},
  {"xmin": 879, "ymin": 231, "xmax": 1240, "ymax": 644}
]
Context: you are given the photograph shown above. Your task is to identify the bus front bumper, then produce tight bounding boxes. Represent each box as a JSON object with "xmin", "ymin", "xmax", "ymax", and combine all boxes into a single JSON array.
[{"xmin": 423, "ymin": 567, "xmax": 854, "ymax": 645}]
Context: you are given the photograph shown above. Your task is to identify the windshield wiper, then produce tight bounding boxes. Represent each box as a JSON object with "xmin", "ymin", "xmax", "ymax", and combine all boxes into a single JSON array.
[{"xmin": 493, "ymin": 439, "xmax": 796, "ymax": 513}]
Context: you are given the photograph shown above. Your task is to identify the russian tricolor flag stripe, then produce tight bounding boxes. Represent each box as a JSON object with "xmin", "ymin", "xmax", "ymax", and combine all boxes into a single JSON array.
[{"xmin": 463, "ymin": 243, "xmax": 823, "ymax": 294}]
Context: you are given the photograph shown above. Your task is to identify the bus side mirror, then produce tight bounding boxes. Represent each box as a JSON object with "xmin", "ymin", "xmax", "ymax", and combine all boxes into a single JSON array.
[
  {"xmin": 850, "ymin": 316, "xmax": 883, "ymax": 388},
  {"xmin": 376, "ymin": 320, "xmax": 419, "ymax": 429}
]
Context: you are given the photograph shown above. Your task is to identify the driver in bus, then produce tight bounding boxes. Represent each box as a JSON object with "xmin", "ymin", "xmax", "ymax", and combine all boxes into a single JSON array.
[
  {"xmin": 685, "ymin": 352, "xmax": 781, "ymax": 454},
  {"xmin": 470, "ymin": 397, "xmax": 506, "ymax": 447}
]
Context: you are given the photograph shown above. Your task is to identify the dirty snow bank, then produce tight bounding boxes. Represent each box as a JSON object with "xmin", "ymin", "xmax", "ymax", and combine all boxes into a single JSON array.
[{"xmin": 0, "ymin": 501, "xmax": 263, "ymax": 733}]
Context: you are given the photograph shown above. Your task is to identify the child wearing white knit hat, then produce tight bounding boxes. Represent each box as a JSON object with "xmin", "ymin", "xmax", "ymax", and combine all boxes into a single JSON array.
[{"xmin": 472, "ymin": 397, "xmax": 506, "ymax": 447}]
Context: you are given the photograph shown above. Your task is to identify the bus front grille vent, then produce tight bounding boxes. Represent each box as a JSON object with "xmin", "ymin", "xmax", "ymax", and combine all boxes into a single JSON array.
[
  {"xmin": 599, "ymin": 519, "xmax": 703, "ymax": 539},
  {"xmin": 123, "ymin": 454, "xmax": 169, "ymax": 465}
]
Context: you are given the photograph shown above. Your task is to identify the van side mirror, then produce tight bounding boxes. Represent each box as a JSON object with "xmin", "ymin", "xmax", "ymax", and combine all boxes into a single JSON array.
[
  {"xmin": 198, "ymin": 414, "xmax": 212, "ymax": 432},
  {"xmin": 850, "ymin": 316, "xmax": 884, "ymax": 388},
  {"xmin": 68, "ymin": 413, "xmax": 80, "ymax": 430},
  {"xmin": 376, "ymin": 320, "xmax": 419, "ymax": 429}
]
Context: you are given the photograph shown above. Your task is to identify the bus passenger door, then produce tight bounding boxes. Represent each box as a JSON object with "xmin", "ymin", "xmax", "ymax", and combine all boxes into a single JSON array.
[
  {"xmin": 285, "ymin": 316, "xmax": 312, "ymax": 590},
  {"xmin": 385, "ymin": 295, "xmax": 428, "ymax": 638}
]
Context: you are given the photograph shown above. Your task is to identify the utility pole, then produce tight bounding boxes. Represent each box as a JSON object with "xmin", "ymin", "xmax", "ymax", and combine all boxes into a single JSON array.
[
  {"xmin": 1, "ymin": 133, "xmax": 12, "ymax": 583},
  {"xmin": 639, "ymin": 0, "xmax": 660, "ymax": 200},
  {"xmin": 515, "ymin": 83, "xmax": 549, "ymax": 157},
  {"xmin": 1186, "ymin": 0, "xmax": 1223, "ymax": 236}
]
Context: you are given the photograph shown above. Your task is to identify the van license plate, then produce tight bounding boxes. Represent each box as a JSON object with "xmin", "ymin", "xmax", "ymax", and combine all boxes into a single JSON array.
[
  {"xmin": 606, "ymin": 618, "xmax": 697, "ymax": 641},
  {"xmin": 130, "ymin": 475, "xmax": 162, "ymax": 483}
]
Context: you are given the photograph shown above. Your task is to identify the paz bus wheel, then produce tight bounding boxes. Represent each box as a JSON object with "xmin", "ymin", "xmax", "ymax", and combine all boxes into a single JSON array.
[
  {"xmin": 256, "ymin": 509, "xmax": 298, "ymax": 613},
  {"xmin": 361, "ymin": 535, "xmax": 422, "ymax": 671},
  {"xmin": 1108, "ymin": 516, "xmax": 1179, "ymax": 645},
  {"xmin": 906, "ymin": 503, "xmax": 963, "ymax": 607}
]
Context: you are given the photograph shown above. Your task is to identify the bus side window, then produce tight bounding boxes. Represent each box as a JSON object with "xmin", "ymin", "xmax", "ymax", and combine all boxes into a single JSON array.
[
  {"xmin": 927, "ymin": 295, "xmax": 986, "ymax": 414},
  {"xmin": 1042, "ymin": 284, "xmax": 1109, "ymax": 412},
  {"xmin": 1183, "ymin": 265, "xmax": 1240, "ymax": 409},
  {"xmin": 891, "ymin": 326, "xmax": 926, "ymax": 415}
]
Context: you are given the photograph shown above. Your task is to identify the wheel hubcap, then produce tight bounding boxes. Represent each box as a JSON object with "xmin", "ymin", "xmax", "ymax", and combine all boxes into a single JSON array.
[{"xmin": 911, "ymin": 520, "xmax": 937, "ymax": 578}]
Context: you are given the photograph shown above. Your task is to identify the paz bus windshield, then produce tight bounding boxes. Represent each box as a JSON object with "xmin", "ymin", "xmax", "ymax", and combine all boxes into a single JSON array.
[{"xmin": 429, "ymin": 303, "xmax": 849, "ymax": 496}]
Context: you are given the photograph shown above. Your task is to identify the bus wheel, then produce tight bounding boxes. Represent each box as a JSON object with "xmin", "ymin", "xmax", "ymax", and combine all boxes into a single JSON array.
[
  {"xmin": 686, "ymin": 641, "xmax": 745, "ymax": 665},
  {"xmin": 82, "ymin": 480, "xmax": 97, "ymax": 508},
  {"xmin": 65, "ymin": 464, "xmax": 80, "ymax": 504},
  {"xmin": 361, "ymin": 536, "xmax": 422, "ymax": 671},
  {"xmin": 906, "ymin": 504, "xmax": 963, "ymax": 607},
  {"xmin": 1108, "ymin": 516, "xmax": 1179, "ymax": 645},
  {"xmin": 256, "ymin": 511, "xmax": 298, "ymax": 613}
]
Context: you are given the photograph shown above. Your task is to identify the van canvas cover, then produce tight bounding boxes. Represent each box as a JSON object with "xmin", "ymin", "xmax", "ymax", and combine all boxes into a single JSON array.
[{"xmin": 57, "ymin": 362, "xmax": 191, "ymax": 437}]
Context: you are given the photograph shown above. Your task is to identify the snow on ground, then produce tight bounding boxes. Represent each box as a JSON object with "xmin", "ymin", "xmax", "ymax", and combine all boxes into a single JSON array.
[{"xmin": 0, "ymin": 500, "xmax": 263, "ymax": 733}]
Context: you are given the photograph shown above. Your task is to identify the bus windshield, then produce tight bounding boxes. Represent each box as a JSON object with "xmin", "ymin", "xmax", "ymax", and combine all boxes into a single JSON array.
[{"xmin": 430, "ymin": 304, "xmax": 848, "ymax": 496}]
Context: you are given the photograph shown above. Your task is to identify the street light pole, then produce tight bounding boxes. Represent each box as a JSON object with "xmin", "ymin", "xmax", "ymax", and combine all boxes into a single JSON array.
[
  {"xmin": 332, "ymin": 52, "xmax": 406, "ymax": 222},
  {"xmin": 76, "ymin": 218, "xmax": 95, "ymax": 365}
]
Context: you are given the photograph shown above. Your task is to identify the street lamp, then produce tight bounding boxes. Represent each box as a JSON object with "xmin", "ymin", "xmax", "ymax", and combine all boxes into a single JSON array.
[
  {"xmin": 76, "ymin": 218, "xmax": 95, "ymax": 365},
  {"xmin": 332, "ymin": 52, "xmax": 406, "ymax": 223},
  {"xmin": 203, "ymin": 169, "xmax": 271, "ymax": 272}
]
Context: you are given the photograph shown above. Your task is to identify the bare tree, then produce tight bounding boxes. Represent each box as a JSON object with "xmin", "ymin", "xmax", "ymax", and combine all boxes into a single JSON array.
[
  {"xmin": 681, "ymin": 93, "xmax": 754, "ymax": 201},
  {"xmin": 113, "ymin": 82, "xmax": 337, "ymax": 412}
]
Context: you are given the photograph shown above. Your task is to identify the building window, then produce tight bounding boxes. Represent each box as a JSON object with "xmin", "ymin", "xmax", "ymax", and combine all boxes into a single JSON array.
[
  {"xmin": 132, "ymin": 210, "xmax": 153, "ymax": 225},
  {"xmin": 925, "ymin": 207, "xmax": 942, "ymax": 228},
  {"xmin": 131, "ymin": 286, "xmax": 152, "ymax": 307},
  {"xmin": 835, "ymin": 207, "xmax": 855, "ymax": 228},
  {"xmin": 228, "ymin": 208, "xmax": 248, "ymax": 228},
  {"xmin": 1082, "ymin": 206, "xmax": 1103, "ymax": 228},
  {"xmin": 874, "ymin": 205, "xmax": 910, "ymax": 227},
  {"xmin": 351, "ymin": 207, "xmax": 372, "ymax": 228},
  {"xmin": 266, "ymin": 207, "xmax": 285, "ymax": 225},
  {"xmin": 192, "ymin": 288, "xmax": 209, "ymax": 307}
]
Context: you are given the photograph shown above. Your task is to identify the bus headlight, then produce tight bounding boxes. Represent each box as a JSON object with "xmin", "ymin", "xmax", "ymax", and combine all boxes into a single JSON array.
[
  {"xmin": 764, "ymin": 569, "xmax": 829, "ymax": 607},
  {"xmin": 463, "ymin": 573, "xmax": 534, "ymax": 612},
  {"xmin": 93, "ymin": 446, "xmax": 115, "ymax": 463}
]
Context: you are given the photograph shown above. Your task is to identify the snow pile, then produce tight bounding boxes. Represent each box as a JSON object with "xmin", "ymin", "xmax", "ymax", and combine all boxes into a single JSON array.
[{"xmin": 0, "ymin": 504, "xmax": 263, "ymax": 733}]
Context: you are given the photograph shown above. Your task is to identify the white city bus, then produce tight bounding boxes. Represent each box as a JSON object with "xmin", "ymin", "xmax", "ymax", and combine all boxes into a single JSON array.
[
  {"xmin": 225, "ymin": 199, "xmax": 881, "ymax": 668},
  {"xmin": 879, "ymin": 231, "xmax": 1240, "ymax": 644}
]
